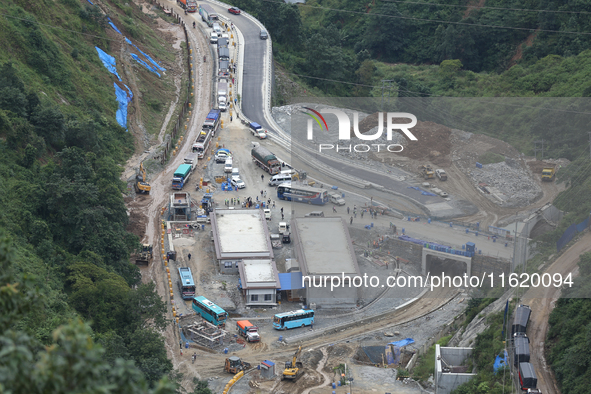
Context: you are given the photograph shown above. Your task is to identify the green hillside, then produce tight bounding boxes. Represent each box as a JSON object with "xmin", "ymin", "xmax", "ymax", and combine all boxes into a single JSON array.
[{"xmin": 0, "ymin": 0, "xmax": 180, "ymax": 390}]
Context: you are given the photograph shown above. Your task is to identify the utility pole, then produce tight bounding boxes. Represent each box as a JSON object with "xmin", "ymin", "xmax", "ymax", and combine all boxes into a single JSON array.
[
  {"xmin": 533, "ymin": 140, "xmax": 545, "ymax": 160},
  {"xmin": 588, "ymin": 132, "xmax": 591, "ymax": 159}
]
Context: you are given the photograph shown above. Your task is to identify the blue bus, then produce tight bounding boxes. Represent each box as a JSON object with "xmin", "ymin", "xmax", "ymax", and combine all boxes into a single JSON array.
[
  {"xmin": 277, "ymin": 183, "xmax": 328, "ymax": 205},
  {"xmin": 192, "ymin": 296, "xmax": 228, "ymax": 327},
  {"xmin": 273, "ymin": 309, "xmax": 315, "ymax": 330},
  {"xmin": 178, "ymin": 267, "xmax": 196, "ymax": 300}
]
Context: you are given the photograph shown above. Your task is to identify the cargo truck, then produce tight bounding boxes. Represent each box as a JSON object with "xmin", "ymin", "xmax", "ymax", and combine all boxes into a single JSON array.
[
  {"xmin": 252, "ymin": 145, "xmax": 281, "ymax": 174},
  {"xmin": 218, "ymin": 46, "xmax": 230, "ymax": 61},
  {"xmin": 184, "ymin": 152, "xmax": 198, "ymax": 166},
  {"xmin": 199, "ymin": 4, "xmax": 218, "ymax": 27},
  {"xmin": 249, "ymin": 122, "xmax": 267, "ymax": 139},
  {"xmin": 172, "ymin": 163, "xmax": 193, "ymax": 190},
  {"xmin": 513, "ymin": 336, "xmax": 530, "ymax": 366},
  {"xmin": 512, "ymin": 304, "xmax": 531, "ymax": 337},
  {"xmin": 177, "ymin": 0, "xmax": 197, "ymax": 12},
  {"xmin": 518, "ymin": 362, "xmax": 538, "ymax": 391},
  {"xmin": 541, "ymin": 166, "xmax": 556, "ymax": 182},
  {"xmin": 236, "ymin": 320, "xmax": 260, "ymax": 342},
  {"xmin": 217, "ymin": 81, "xmax": 228, "ymax": 112}
]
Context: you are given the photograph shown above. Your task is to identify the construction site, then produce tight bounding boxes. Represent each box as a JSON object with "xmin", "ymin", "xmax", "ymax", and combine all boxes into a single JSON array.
[{"xmin": 116, "ymin": 3, "xmax": 581, "ymax": 394}]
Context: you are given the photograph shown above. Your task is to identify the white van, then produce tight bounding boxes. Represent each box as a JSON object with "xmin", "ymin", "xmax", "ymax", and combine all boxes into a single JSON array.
[
  {"xmin": 232, "ymin": 168, "xmax": 239, "ymax": 177},
  {"xmin": 210, "ymin": 31, "xmax": 218, "ymax": 44},
  {"xmin": 269, "ymin": 173, "xmax": 292, "ymax": 186},
  {"xmin": 264, "ymin": 209, "xmax": 271, "ymax": 220},
  {"xmin": 224, "ymin": 158, "xmax": 233, "ymax": 173}
]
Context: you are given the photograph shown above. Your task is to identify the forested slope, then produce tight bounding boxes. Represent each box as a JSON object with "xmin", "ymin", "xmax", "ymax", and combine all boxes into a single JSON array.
[{"xmin": 0, "ymin": 0, "xmax": 179, "ymax": 390}]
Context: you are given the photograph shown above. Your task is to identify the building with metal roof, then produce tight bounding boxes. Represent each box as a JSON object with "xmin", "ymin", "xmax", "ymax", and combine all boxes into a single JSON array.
[
  {"xmin": 292, "ymin": 217, "xmax": 360, "ymax": 308},
  {"xmin": 210, "ymin": 209, "xmax": 274, "ymax": 274}
]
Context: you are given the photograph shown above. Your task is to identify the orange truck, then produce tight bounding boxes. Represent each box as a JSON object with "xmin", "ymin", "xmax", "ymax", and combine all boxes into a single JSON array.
[{"xmin": 237, "ymin": 320, "xmax": 260, "ymax": 342}]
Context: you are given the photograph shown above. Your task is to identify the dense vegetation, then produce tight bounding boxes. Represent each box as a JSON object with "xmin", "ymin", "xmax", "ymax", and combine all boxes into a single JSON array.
[
  {"xmin": 546, "ymin": 252, "xmax": 591, "ymax": 394},
  {"xmin": 0, "ymin": 0, "xmax": 181, "ymax": 390},
  {"xmin": 451, "ymin": 308, "xmax": 513, "ymax": 394}
]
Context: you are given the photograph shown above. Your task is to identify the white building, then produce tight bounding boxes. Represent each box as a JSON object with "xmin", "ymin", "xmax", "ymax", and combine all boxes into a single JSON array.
[
  {"xmin": 210, "ymin": 209, "xmax": 274, "ymax": 274},
  {"xmin": 238, "ymin": 259, "xmax": 280, "ymax": 306}
]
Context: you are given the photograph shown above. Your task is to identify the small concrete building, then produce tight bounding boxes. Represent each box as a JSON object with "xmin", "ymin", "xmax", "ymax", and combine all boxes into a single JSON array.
[
  {"xmin": 210, "ymin": 209, "xmax": 274, "ymax": 274},
  {"xmin": 435, "ymin": 345, "xmax": 476, "ymax": 394},
  {"xmin": 238, "ymin": 259, "xmax": 280, "ymax": 306},
  {"xmin": 292, "ymin": 217, "xmax": 360, "ymax": 309}
]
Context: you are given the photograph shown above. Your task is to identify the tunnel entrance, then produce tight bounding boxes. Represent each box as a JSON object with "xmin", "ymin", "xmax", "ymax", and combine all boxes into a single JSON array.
[{"xmin": 425, "ymin": 255, "xmax": 467, "ymax": 277}]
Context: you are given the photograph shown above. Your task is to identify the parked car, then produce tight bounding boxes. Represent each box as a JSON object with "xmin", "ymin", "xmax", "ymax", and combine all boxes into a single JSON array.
[
  {"xmin": 215, "ymin": 150, "xmax": 231, "ymax": 163},
  {"xmin": 305, "ymin": 211, "xmax": 324, "ymax": 217},
  {"xmin": 228, "ymin": 7, "xmax": 241, "ymax": 15},
  {"xmin": 230, "ymin": 177, "xmax": 245, "ymax": 189},
  {"xmin": 264, "ymin": 209, "xmax": 271, "ymax": 220},
  {"xmin": 260, "ymin": 29, "xmax": 268, "ymax": 40}
]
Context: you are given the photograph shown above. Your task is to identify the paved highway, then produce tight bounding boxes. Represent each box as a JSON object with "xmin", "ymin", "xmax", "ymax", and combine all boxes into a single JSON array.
[{"xmin": 205, "ymin": 1, "xmax": 474, "ymax": 217}]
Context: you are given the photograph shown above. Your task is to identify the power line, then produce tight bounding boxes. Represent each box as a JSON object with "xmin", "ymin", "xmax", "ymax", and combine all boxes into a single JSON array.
[
  {"xmin": 262, "ymin": 0, "xmax": 591, "ymax": 36},
  {"xmin": 382, "ymin": 0, "xmax": 591, "ymax": 15}
]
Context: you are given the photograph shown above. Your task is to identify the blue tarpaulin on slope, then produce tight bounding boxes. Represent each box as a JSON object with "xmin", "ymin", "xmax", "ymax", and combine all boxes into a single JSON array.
[
  {"xmin": 493, "ymin": 350, "xmax": 508, "ymax": 374},
  {"xmin": 114, "ymin": 83, "xmax": 133, "ymax": 130},
  {"xmin": 130, "ymin": 53, "xmax": 161, "ymax": 77},
  {"xmin": 407, "ymin": 186, "xmax": 420, "ymax": 191},
  {"xmin": 108, "ymin": 22, "xmax": 122, "ymax": 35},
  {"xmin": 126, "ymin": 37, "xmax": 166, "ymax": 72},
  {"xmin": 421, "ymin": 191, "xmax": 437, "ymax": 196},
  {"xmin": 95, "ymin": 47, "xmax": 121, "ymax": 81},
  {"xmin": 388, "ymin": 338, "xmax": 415, "ymax": 348},
  {"xmin": 86, "ymin": 0, "xmax": 94, "ymax": 4}
]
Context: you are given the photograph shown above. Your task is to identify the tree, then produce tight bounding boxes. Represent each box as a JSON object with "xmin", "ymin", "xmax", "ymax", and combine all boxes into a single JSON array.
[
  {"xmin": 356, "ymin": 3, "xmax": 406, "ymax": 61},
  {"xmin": 0, "ymin": 231, "xmax": 176, "ymax": 393}
]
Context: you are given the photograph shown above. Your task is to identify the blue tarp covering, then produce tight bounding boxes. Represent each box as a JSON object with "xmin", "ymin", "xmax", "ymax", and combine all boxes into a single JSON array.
[
  {"xmin": 421, "ymin": 191, "xmax": 437, "ymax": 196},
  {"xmin": 126, "ymin": 37, "xmax": 166, "ymax": 72},
  {"xmin": 114, "ymin": 83, "xmax": 133, "ymax": 130},
  {"xmin": 108, "ymin": 22, "xmax": 122, "ymax": 34},
  {"xmin": 493, "ymin": 350, "xmax": 508, "ymax": 374},
  {"xmin": 130, "ymin": 53, "xmax": 161, "ymax": 76},
  {"xmin": 557, "ymin": 223, "xmax": 578, "ymax": 252},
  {"xmin": 95, "ymin": 47, "xmax": 121, "ymax": 80},
  {"xmin": 278, "ymin": 272, "xmax": 304, "ymax": 291},
  {"xmin": 576, "ymin": 217, "xmax": 589, "ymax": 233},
  {"xmin": 407, "ymin": 186, "xmax": 420, "ymax": 191},
  {"xmin": 388, "ymin": 338, "xmax": 415, "ymax": 348},
  {"xmin": 86, "ymin": 0, "xmax": 94, "ymax": 4}
]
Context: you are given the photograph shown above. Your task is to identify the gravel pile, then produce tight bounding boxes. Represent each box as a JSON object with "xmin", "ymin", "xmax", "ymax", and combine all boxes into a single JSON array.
[{"xmin": 467, "ymin": 160, "xmax": 542, "ymax": 207}]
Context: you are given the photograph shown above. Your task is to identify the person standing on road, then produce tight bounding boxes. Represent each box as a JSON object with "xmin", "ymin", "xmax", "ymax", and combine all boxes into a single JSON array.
[
  {"xmin": 347, "ymin": 206, "xmax": 350, "ymax": 214},
  {"xmin": 261, "ymin": 174, "xmax": 264, "ymax": 182},
  {"xmin": 272, "ymin": 201, "xmax": 275, "ymax": 208},
  {"xmin": 350, "ymin": 216, "xmax": 353, "ymax": 225},
  {"xmin": 361, "ymin": 210, "xmax": 364, "ymax": 219},
  {"xmin": 333, "ymin": 206, "xmax": 337, "ymax": 213},
  {"xmin": 281, "ymin": 207, "xmax": 284, "ymax": 213},
  {"xmin": 281, "ymin": 213, "xmax": 285, "ymax": 220},
  {"xmin": 188, "ymin": 253, "xmax": 191, "ymax": 261},
  {"xmin": 260, "ymin": 190, "xmax": 263, "ymax": 197}
]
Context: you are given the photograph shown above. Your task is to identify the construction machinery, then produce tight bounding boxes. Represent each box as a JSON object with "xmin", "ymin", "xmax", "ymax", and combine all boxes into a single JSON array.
[
  {"xmin": 224, "ymin": 356, "xmax": 251, "ymax": 374},
  {"xmin": 282, "ymin": 346, "xmax": 303, "ymax": 381},
  {"xmin": 135, "ymin": 162, "xmax": 151, "ymax": 194},
  {"xmin": 135, "ymin": 244, "xmax": 153, "ymax": 265},
  {"xmin": 541, "ymin": 166, "xmax": 556, "ymax": 182},
  {"xmin": 419, "ymin": 165, "xmax": 435, "ymax": 180}
]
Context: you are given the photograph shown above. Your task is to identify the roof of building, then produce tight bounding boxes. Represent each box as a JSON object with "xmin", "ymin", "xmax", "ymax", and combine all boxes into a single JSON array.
[
  {"xmin": 210, "ymin": 209, "xmax": 273, "ymax": 260},
  {"xmin": 292, "ymin": 217, "xmax": 360, "ymax": 275},
  {"xmin": 238, "ymin": 259, "xmax": 280, "ymax": 289}
]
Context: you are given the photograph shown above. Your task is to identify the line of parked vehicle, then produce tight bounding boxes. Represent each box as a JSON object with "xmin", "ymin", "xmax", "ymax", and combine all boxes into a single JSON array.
[{"xmin": 512, "ymin": 304, "xmax": 542, "ymax": 393}]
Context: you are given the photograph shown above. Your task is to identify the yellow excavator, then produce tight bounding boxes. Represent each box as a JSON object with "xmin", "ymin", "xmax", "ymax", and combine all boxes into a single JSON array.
[
  {"xmin": 282, "ymin": 346, "xmax": 303, "ymax": 381},
  {"xmin": 135, "ymin": 162, "xmax": 151, "ymax": 194}
]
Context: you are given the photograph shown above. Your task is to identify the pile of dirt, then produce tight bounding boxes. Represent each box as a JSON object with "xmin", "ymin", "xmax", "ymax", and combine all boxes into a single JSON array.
[
  {"xmin": 300, "ymin": 348, "xmax": 323, "ymax": 369},
  {"xmin": 126, "ymin": 207, "xmax": 148, "ymax": 239}
]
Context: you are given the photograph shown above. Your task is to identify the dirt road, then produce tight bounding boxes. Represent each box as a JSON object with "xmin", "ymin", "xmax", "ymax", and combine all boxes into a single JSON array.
[{"xmin": 521, "ymin": 232, "xmax": 591, "ymax": 394}]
